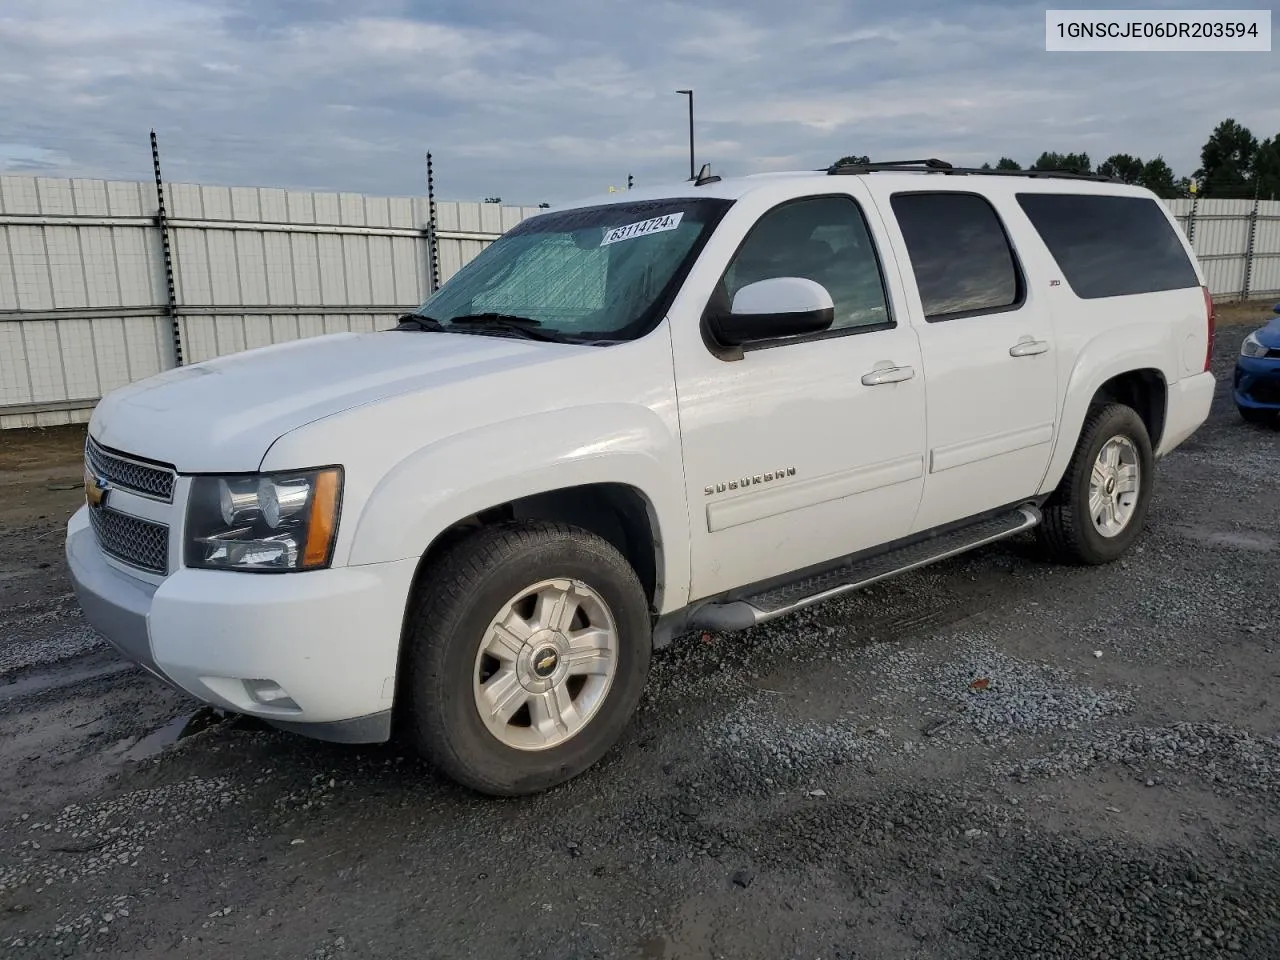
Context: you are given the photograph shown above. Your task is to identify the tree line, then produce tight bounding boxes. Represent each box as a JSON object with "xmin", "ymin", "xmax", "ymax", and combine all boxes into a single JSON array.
[{"xmin": 835, "ymin": 117, "xmax": 1280, "ymax": 200}]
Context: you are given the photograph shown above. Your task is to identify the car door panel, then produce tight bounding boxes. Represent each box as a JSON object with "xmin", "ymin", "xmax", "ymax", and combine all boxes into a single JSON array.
[
  {"xmin": 677, "ymin": 333, "xmax": 926, "ymax": 599},
  {"xmin": 929, "ymin": 421, "xmax": 1055, "ymax": 474},
  {"xmin": 666, "ymin": 184, "xmax": 927, "ymax": 600},
  {"xmin": 870, "ymin": 189, "xmax": 1059, "ymax": 533}
]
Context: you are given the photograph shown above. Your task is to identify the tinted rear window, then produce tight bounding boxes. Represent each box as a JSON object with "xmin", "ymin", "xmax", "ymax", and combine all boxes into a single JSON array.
[
  {"xmin": 1016, "ymin": 194, "xmax": 1199, "ymax": 299},
  {"xmin": 889, "ymin": 192, "xmax": 1022, "ymax": 320}
]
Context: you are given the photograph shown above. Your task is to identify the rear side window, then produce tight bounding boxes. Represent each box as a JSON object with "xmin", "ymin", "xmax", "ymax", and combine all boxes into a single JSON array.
[
  {"xmin": 889, "ymin": 192, "xmax": 1023, "ymax": 321},
  {"xmin": 1016, "ymin": 193, "xmax": 1199, "ymax": 299}
]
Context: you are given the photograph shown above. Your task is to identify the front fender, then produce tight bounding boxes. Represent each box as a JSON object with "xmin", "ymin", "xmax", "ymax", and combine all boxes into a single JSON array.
[
  {"xmin": 1037, "ymin": 322, "xmax": 1176, "ymax": 496},
  {"xmin": 346, "ymin": 403, "xmax": 691, "ymax": 611}
]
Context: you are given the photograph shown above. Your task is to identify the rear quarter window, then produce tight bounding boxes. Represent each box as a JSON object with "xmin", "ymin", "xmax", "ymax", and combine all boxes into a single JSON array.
[
  {"xmin": 888, "ymin": 192, "xmax": 1023, "ymax": 321},
  {"xmin": 1015, "ymin": 193, "xmax": 1199, "ymax": 299}
]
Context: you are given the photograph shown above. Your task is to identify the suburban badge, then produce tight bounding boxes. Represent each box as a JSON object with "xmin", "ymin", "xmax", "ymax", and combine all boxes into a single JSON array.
[{"xmin": 705, "ymin": 466, "xmax": 796, "ymax": 496}]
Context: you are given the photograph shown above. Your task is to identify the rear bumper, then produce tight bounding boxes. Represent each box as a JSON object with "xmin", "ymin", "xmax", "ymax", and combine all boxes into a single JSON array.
[
  {"xmin": 66, "ymin": 506, "xmax": 417, "ymax": 743},
  {"xmin": 1157, "ymin": 371, "xmax": 1215, "ymax": 456},
  {"xmin": 1234, "ymin": 356, "xmax": 1280, "ymax": 409}
]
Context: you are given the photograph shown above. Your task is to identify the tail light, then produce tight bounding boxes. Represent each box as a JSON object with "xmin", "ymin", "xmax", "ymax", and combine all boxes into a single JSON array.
[{"xmin": 1202, "ymin": 285, "xmax": 1216, "ymax": 371}]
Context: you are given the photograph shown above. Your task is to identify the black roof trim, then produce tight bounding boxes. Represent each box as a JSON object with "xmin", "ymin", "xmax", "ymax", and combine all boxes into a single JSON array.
[
  {"xmin": 828, "ymin": 158, "xmax": 955, "ymax": 171},
  {"xmin": 826, "ymin": 159, "xmax": 1118, "ymax": 183}
]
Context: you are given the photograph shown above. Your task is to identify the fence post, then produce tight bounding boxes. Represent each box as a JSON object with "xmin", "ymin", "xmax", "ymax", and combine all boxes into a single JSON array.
[
  {"xmin": 150, "ymin": 130, "xmax": 183, "ymax": 366},
  {"xmin": 1241, "ymin": 192, "xmax": 1260, "ymax": 302},
  {"xmin": 1185, "ymin": 192, "xmax": 1199, "ymax": 248},
  {"xmin": 425, "ymin": 152, "xmax": 441, "ymax": 294}
]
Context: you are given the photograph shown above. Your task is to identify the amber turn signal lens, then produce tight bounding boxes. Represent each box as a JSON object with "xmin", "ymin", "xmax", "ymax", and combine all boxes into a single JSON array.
[{"xmin": 302, "ymin": 468, "xmax": 342, "ymax": 568}]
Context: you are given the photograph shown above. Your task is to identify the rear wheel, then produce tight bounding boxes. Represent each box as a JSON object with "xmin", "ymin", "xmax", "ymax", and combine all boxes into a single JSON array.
[
  {"xmin": 1238, "ymin": 404, "xmax": 1275, "ymax": 425},
  {"xmin": 402, "ymin": 521, "xmax": 651, "ymax": 796},
  {"xmin": 1038, "ymin": 403, "xmax": 1154, "ymax": 565}
]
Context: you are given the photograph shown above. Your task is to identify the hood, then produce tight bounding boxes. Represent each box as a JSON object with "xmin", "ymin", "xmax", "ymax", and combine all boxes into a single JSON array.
[
  {"xmin": 1253, "ymin": 314, "xmax": 1280, "ymax": 349},
  {"xmin": 89, "ymin": 331, "xmax": 578, "ymax": 472}
]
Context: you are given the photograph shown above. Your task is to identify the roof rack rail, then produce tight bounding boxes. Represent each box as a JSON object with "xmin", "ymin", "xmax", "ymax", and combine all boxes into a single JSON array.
[
  {"xmin": 827, "ymin": 158, "xmax": 953, "ymax": 173},
  {"xmin": 964, "ymin": 168, "xmax": 1118, "ymax": 182},
  {"xmin": 827, "ymin": 159, "xmax": 1118, "ymax": 183}
]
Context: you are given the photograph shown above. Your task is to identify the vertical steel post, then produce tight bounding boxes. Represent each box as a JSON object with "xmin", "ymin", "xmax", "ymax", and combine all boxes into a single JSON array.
[
  {"xmin": 150, "ymin": 130, "xmax": 183, "ymax": 366},
  {"xmin": 687, "ymin": 93, "xmax": 695, "ymax": 180},
  {"xmin": 1242, "ymin": 189, "xmax": 1260, "ymax": 302},
  {"xmin": 426, "ymin": 152, "xmax": 441, "ymax": 294},
  {"xmin": 676, "ymin": 90, "xmax": 695, "ymax": 180}
]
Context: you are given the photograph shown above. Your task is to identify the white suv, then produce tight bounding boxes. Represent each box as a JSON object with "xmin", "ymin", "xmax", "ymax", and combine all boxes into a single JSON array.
[{"xmin": 67, "ymin": 159, "xmax": 1216, "ymax": 795}]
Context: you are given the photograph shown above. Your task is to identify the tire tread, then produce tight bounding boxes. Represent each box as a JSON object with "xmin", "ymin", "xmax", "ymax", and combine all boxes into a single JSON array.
[
  {"xmin": 1039, "ymin": 402, "xmax": 1152, "ymax": 566},
  {"xmin": 403, "ymin": 521, "xmax": 646, "ymax": 796}
]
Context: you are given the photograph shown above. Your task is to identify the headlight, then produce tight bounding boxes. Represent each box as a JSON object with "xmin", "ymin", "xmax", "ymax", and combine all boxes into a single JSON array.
[
  {"xmin": 185, "ymin": 467, "xmax": 343, "ymax": 572},
  {"xmin": 1241, "ymin": 333, "xmax": 1269, "ymax": 358}
]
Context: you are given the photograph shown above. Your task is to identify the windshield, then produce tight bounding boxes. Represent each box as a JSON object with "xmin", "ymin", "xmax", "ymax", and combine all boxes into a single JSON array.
[{"xmin": 408, "ymin": 197, "xmax": 732, "ymax": 342}]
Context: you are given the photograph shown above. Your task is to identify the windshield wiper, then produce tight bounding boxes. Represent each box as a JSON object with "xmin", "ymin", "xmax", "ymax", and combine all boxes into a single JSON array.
[
  {"xmin": 393, "ymin": 313, "xmax": 445, "ymax": 332},
  {"xmin": 445, "ymin": 314, "xmax": 568, "ymax": 343}
]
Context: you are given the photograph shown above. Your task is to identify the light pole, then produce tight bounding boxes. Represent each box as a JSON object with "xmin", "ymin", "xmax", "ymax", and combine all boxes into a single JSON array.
[{"xmin": 676, "ymin": 89, "xmax": 694, "ymax": 180}]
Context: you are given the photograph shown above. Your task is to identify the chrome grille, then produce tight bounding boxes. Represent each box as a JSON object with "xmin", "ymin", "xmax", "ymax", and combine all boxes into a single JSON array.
[
  {"xmin": 86, "ymin": 439, "xmax": 175, "ymax": 502},
  {"xmin": 89, "ymin": 507, "xmax": 170, "ymax": 574}
]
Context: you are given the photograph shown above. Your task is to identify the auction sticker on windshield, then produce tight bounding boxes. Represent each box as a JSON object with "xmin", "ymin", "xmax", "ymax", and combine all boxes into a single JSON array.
[{"xmin": 601, "ymin": 212, "xmax": 684, "ymax": 246}]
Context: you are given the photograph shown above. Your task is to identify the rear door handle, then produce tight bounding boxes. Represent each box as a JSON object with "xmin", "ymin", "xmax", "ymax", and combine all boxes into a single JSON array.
[
  {"xmin": 861, "ymin": 364, "xmax": 915, "ymax": 386},
  {"xmin": 1009, "ymin": 338, "xmax": 1050, "ymax": 357}
]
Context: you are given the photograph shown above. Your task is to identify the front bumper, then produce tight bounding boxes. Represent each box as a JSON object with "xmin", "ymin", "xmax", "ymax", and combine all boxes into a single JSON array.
[
  {"xmin": 66, "ymin": 506, "xmax": 418, "ymax": 743},
  {"xmin": 1234, "ymin": 355, "xmax": 1280, "ymax": 409}
]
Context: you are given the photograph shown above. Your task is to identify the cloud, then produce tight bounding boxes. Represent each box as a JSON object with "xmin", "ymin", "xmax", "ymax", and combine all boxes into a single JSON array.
[
  {"xmin": 0, "ymin": 145, "xmax": 69, "ymax": 172},
  {"xmin": 1, "ymin": 0, "xmax": 1277, "ymax": 204}
]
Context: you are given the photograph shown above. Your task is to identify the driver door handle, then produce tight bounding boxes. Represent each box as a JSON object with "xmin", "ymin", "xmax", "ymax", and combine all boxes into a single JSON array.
[
  {"xmin": 1009, "ymin": 337, "xmax": 1050, "ymax": 357},
  {"xmin": 861, "ymin": 364, "xmax": 916, "ymax": 386}
]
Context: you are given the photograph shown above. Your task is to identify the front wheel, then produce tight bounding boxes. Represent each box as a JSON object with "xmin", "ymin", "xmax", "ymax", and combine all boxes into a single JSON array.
[
  {"xmin": 402, "ymin": 521, "xmax": 651, "ymax": 796},
  {"xmin": 1037, "ymin": 403, "xmax": 1154, "ymax": 565}
]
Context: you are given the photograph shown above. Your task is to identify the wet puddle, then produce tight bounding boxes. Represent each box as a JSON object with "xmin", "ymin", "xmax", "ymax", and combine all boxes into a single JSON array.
[
  {"xmin": 123, "ymin": 707, "xmax": 272, "ymax": 761},
  {"xmin": 0, "ymin": 659, "xmax": 136, "ymax": 702}
]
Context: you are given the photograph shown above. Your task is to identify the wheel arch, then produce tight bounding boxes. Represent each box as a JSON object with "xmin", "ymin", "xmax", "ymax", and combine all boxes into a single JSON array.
[
  {"xmin": 1092, "ymin": 369, "xmax": 1168, "ymax": 450},
  {"xmin": 404, "ymin": 482, "xmax": 664, "ymax": 614},
  {"xmin": 386, "ymin": 480, "xmax": 669, "ymax": 735},
  {"xmin": 1039, "ymin": 330, "xmax": 1175, "ymax": 497},
  {"xmin": 346, "ymin": 405, "xmax": 687, "ymax": 735}
]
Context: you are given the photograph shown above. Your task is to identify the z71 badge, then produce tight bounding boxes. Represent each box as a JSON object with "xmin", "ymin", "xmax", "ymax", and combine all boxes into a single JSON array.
[{"xmin": 705, "ymin": 466, "xmax": 796, "ymax": 496}]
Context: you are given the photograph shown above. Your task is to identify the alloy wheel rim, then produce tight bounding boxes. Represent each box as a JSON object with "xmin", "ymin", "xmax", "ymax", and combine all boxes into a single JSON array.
[
  {"xmin": 1088, "ymin": 435, "xmax": 1141, "ymax": 538},
  {"xmin": 472, "ymin": 578, "xmax": 619, "ymax": 751}
]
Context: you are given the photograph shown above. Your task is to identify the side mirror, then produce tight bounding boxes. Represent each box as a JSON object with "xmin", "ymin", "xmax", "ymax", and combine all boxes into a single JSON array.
[{"xmin": 711, "ymin": 277, "xmax": 835, "ymax": 346}]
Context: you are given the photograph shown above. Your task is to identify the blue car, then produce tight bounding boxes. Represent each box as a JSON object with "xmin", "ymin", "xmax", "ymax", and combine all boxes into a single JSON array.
[{"xmin": 1235, "ymin": 304, "xmax": 1280, "ymax": 424}]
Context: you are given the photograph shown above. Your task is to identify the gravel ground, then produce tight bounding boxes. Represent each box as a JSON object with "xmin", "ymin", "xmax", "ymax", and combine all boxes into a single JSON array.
[{"xmin": 0, "ymin": 322, "xmax": 1277, "ymax": 959}]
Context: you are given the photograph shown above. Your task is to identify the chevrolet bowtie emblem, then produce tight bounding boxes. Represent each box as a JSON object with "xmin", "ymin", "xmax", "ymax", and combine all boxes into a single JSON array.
[{"xmin": 85, "ymin": 468, "xmax": 110, "ymax": 508}]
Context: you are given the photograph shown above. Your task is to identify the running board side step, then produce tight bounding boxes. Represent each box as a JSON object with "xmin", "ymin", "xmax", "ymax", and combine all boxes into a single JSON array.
[{"xmin": 690, "ymin": 505, "xmax": 1041, "ymax": 631}]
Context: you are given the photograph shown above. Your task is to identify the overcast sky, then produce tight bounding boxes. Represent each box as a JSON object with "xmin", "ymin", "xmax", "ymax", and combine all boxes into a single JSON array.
[{"xmin": 2, "ymin": 0, "xmax": 1278, "ymax": 204}]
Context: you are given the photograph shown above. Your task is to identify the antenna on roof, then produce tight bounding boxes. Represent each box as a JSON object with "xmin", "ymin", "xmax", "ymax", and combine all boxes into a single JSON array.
[{"xmin": 693, "ymin": 162, "xmax": 721, "ymax": 186}]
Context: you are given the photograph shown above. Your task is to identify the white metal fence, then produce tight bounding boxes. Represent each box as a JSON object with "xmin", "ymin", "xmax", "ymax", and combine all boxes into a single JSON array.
[
  {"xmin": 0, "ymin": 175, "xmax": 540, "ymax": 429},
  {"xmin": 2, "ymin": 175, "xmax": 1279, "ymax": 429},
  {"xmin": 1167, "ymin": 198, "xmax": 1280, "ymax": 301}
]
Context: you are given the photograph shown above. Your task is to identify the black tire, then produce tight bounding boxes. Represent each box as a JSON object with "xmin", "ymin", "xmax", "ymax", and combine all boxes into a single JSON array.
[
  {"xmin": 1238, "ymin": 404, "xmax": 1275, "ymax": 425},
  {"xmin": 402, "ymin": 521, "xmax": 651, "ymax": 796},
  {"xmin": 1037, "ymin": 403, "xmax": 1155, "ymax": 566}
]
